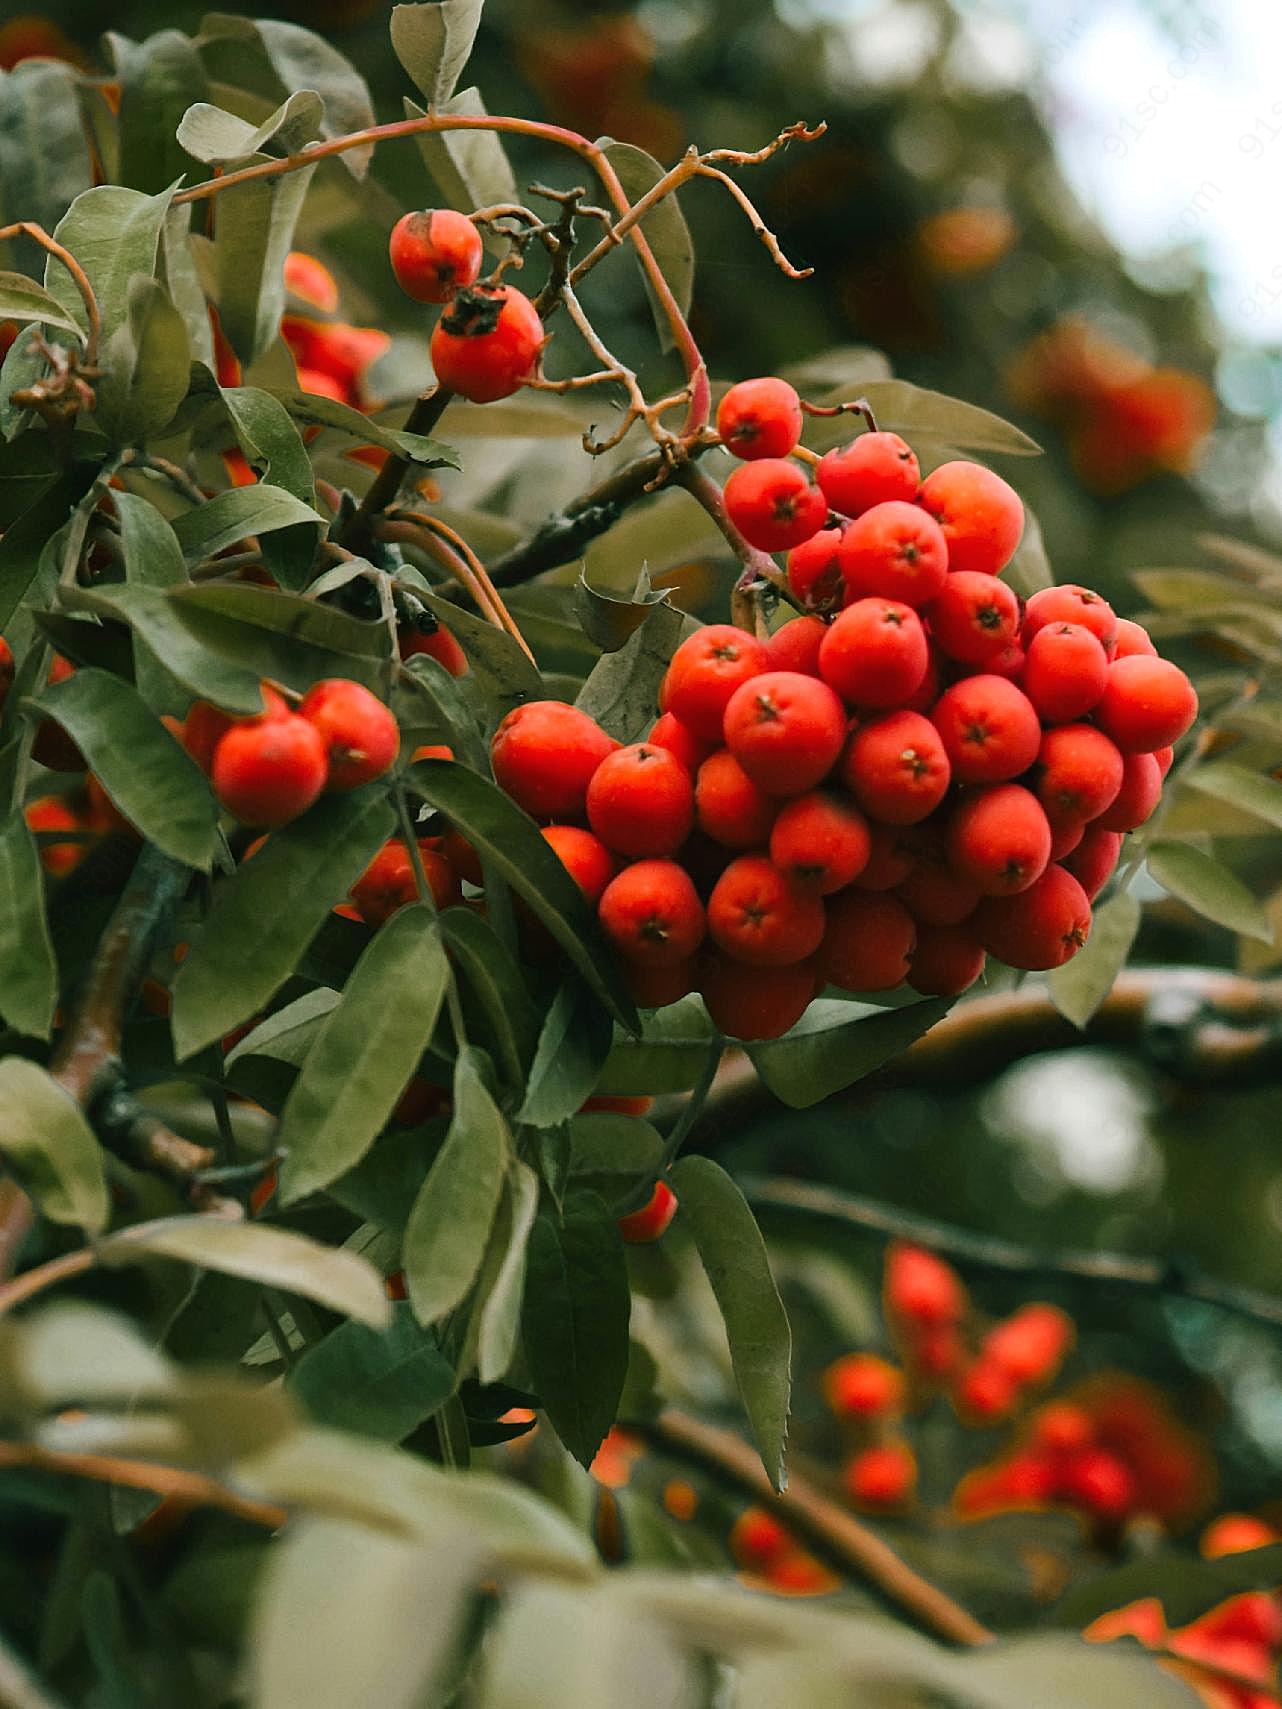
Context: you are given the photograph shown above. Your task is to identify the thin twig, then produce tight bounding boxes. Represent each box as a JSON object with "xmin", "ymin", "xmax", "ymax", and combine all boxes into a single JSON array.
[
  {"xmin": 0, "ymin": 1249, "xmax": 96, "ymax": 1316},
  {"xmin": 0, "ymin": 221, "xmax": 101, "ymax": 367},
  {"xmin": 0, "ymin": 1441, "xmax": 285, "ymax": 1530},
  {"xmin": 676, "ymin": 461, "xmax": 806, "ymax": 609},
  {"xmin": 394, "ymin": 512, "xmax": 536, "ymax": 664}
]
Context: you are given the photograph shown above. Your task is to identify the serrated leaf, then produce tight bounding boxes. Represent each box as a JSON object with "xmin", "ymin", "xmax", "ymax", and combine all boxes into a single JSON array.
[
  {"xmin": 278, "ymin": 910, "xmax": 449, "ymax": 1202},
  {"xmin": 391, "ymin": 1, "xmax": 484, "ymax": 107},
  {"xmin": 521, "ymin": 1189, "xmax": 630, "ymax": 1469},
  {"xmin": 45, "ymin": 184, "xmax": 174, "ymax": 343},
  {"xmin": 1185, "ymin": 762, "xmax": 1282, "ymax": 830},
  {"xmin": 101, "ymin": 1216, "xmax": 390, "ymax": 1329},
  {"xmin": 1048, "ymin": 892, "xmax": 1141, "ymax": 1029},
  {"xmin": 403, "ymin": 1045, "xmax": 510, "ymax": 1326},
  {"xmin": 600, "ymin": 140, "xmax": 694, "ymax": 354},
  {"xmin": 30, "ymin": 667, "xmax": 218, "ymax": 869},
  {"xmin": 96, "ymin": 277, "xmax": 191, "ymax": 444},
  {"xmin": 290, "ymin": 1304, "xmax": 455, "ymax": 1440},
  {"xmin": 670, "ymin": 1156, "xmax": 791, "ymax": 1489},
  {"xmin": 438, "ymin": 907, "xmax": 538, "ymax": 1089},
  {"xmin": 1147, "ymin": 841, "xmax": 1273, "ymax": 943},
  {"xmin": 477, "ymin": 1161, "xmax": 540, "ymax": 1385},
  {"xmin": 0, "ymin": 817, "xmax": 57, "ymax": 1039},
  {"xmin": 519, "ymin": 979, "xmax": 615, "ymax": 1127},
  {"xmin": 170, "ymin": 789, "xmax": 395, "ymax": 1058},
  {"xmin": 177, "ymin": 91, "xmax": 324, "ymax": 166},
  {"xmin": 213, "ymin": 163, "xmax": 317, "ymax": 364},
  {"xmin": 405, "ymin": 759, "xmax": 637, "ymax": 1029},
  {"xmin": 109, "ymin": 30, "xmax": 210, "ymax": 196},
  {"xmin": 747, "ymin": 997, "xmax": 952, "ymax": 1109},
  {"xmin": 407, "ymin": 89, "xmax": 517, "ymax": 235},
  {"xmin": 0, "ymin": 1059, "xmax": 107, "ymax": 1231},
  {"xmin": 0, "ymin": 271, "xmax": 82, "ymax": 337},
  {"xmin": 412, "ymin": 587, "xmax": 543, "ymax": 712},
  {"xmin": 575, "ymin": 598, "xmax": 687, "ymax": 742}
]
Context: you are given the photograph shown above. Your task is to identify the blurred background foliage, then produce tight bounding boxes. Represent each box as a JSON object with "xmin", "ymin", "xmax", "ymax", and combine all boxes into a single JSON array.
[{"xmin": 5, "ymin": 0, "xmax": 1282, "ymax": 1556}]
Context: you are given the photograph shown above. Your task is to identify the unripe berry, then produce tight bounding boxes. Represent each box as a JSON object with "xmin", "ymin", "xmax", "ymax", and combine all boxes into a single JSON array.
[
  {"xmin": 928, "ymin": 570, "xmax": 1020, "ymax": 665},
  {"xmin": 598, "ymin": 859, "xmax": 705, "ymax": 966},
  {"xmin": 842, "ymin": 710, "xmax": 951, "ymax": 824},
  {"xmin": 716, "ymin": 376, "xmax": 803, "ymax": 460},
  {"xmin": 699, "ymin": 950, "xmax": 816, "ymax": 1040},
  {"xmin": 617, "ymin": 1180, "xmax": 678, "ymax": 1244},
  {"xmin": 430, "ymin": 284, "xmax": 544, "ymax": 403},
  {"xmin": 723, "ymin": 458, "xmax": 827, "ymax": 553},
  {"xmin": 843, "ymin": 1440, "xmax": 917, "ymax": 1509},
  {"xmin": 823, "ymin": 1353, "xmax": 905, "ymax": 1420},
  {"xmin": 838, "ymin": 500, "xmax": 948, "ymax": 608},
  {"xmin": 917, "ymin": 460, "xmax": 1023, "ymax": 574},
  {"xmin": 299, "ymin": 678, "xmax": 398, "ymax": 791},
  {"xmin": 763, "ymin": 615, "xmax": 826, "ymax": 676},
  {"xmin": 707, "ymin": 854, "xmax": 826, "ymax": 966},
  {"xmin": 1094, "ymin": 751, "xmax": 1162, "ymax": 832},
  {"xmin": 819, "ymin": 599, "xmax": 929, "ymax": 708},
  {"xmin": 212, "ymin": 711, "xmax": 328, "ymax": 827},
  {"xmin": 722, "ymin": 670, "xmax": 847, "ymax": 796},
  {"xmin": 587, "ymin": 743, "xmax": 694, "ymax": 857},
  {"xmin": 906, "ymin": 922, "xmax": 986, "ymax": 996},
  {"xmin": 389, "ymin": 208, "xmax": 483, "ymax": 302},
  {"xmin": 541, "ymin": 825, "xmax": 615, "ymax": 904},
  {"xmin": 973, "ymin": 864, "xmax": 1092, "ymax": 970},
  {"xmin": 491, "ymin": 701, "xmax": 617, "ymax": 821},
  {"xmin": 817, "ymin": 890, "xmax": 915, "ymax": 992},
  {"xmin": 663, "ymin": 626, "xmax": 770, "ymax": 744},
  {"xmin": 1021, "ymin": 584, "xmax": 1118, "ymax": 656},
  {"xmin": 817, "ymin": 431, "xmax": 920, "ymax": 516},
  {"xmin": 1094, "ymin": 655, "xmax": 1198, "ymax": 753},
  {"xmin": 786, "ymin": 527, "xmax": 844, "ymax": 612},
  {"xmin": 1034, "ymin": 725, "xmax": 1124, "ymax": 826},
  {"xmin": 695, "ymin": 750, "xmax": 778, "ymax": 849},
  {"xmin": 948, "ymin": 784, "xmax": 1052, "ymax": 895},
  {"xmin": 884, "ymin": 1242, "xmax": 965, "ymax": 1326},
  {"xmin": 1022, "ymin": 622, "xmax": 1109, "ymax": 723},
  {"xmin": 769, "ymin": 790, "xmax": 871, "ymax": 892}
]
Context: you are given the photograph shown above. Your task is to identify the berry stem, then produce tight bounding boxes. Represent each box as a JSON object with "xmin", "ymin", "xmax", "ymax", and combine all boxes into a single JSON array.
[
  {"xmin": 0, "ymin": 219, "xmax": 102, "ymax": 367},
  {"xmin": 676, "ymin": 461, "xmax": 807, "ymax": 611},
  {"xmin": 0, "ymin": 1440, "xmax": 285, "ymax": 1531}
]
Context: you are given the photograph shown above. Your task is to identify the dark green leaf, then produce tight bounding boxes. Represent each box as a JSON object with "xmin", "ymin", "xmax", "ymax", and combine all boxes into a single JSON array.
[
  {"xmin": 519, "ymin": 979, "xmax": 615, "ymax": 1127},
  {"xmin": 46, "ymin": 184, "xmax": 174, "ymax": 343},
  {"xmin": 438, "ymin": 907, "xmax": 539, "ymax": 1089},
  {"xmin": 568, "ymin": 1113, "xmax": 665, "ymax": 1211},
  {"xmin": 171, "ymin": 485, "xmax": 323, "ymax": 563},
  {"xmin": 213, "ymin": 164, "xmax": 317, "ymax": 364},
  {"xmin": 670, "ymin": 1155, "xmax": 791, "ymax": 1489},
  {"xmin": 413, "ymin": 588, "xmax": 543, "ymax": 713},
  {"xmin": 215, "ymin": 385, "xmax": 319, "ymax": 589},
  {"xmin": 0, "ymin": 816, "xmax": 57, "ymax": 1039},
  {"xmin": 0, "ymin": 270, "xmax": 81, "ymax": 337},
  {"xmin": 160, "ymin": 206, "xmax": 215, "ymax": 367},
  {"xmin": 1048, "ymin": 891, "xmax": 1141, "ymax": 1029},
  {"xmin": 747, "ymin": 997, "xmax": 953, "ymax": 1109},
  {"xmin": 66, "ymin": 582, "xmax": 264, "ymax": 713},
  {"xmin": 82, "ymin": 1572, "xmax": 145, "ymax": 1709},
  {"xmin": 0, "ymin": 1058, "xmax": 108, "ymax": 1230},
  {"xmin": 114, "ymin": 490, "xmax": 186, "ymax": 587},
  {"xmin": 407, "ymin": 89, "xmax": 517, "ymax": 230},
  {"xmin": 290, "ymin": 1304, "xmax": 455, "ymax": 1440},
  {"xmin": 96, "ymin": 277, "xmax": 191, "ymax": 444},
  {"xmin": 1185, "ymin": 762, "xmax": 1282, "ymax": 830},
  {"xmin": 278, "ymin": 910, "xmax": 450, "ymax": 1202},
  {"xmin": 406, "ymin": 759, "xmax": 637, "ymax": 1029},
  {"xmin": 521, "ymin": 1189, "xmax": 630, "ymax": 1468},
  {"xmin": 576, "ymin": 568, "xmax": 668, "ymax": 652},
  {"xmin": 0, "ymin": 62, "xmax": 92, "ymax": 280},
  {"xmin": 391, "ymin": 0, "xmax": 484, "ymax": 107},
  {"xmin": 1053, "ymin": 1544, "xmax": 1282, "ymax": 1630},
  {"xmin": 476, "ymin": 1161, "xmax": 540, "ymax": 1385},
  {"xmin": 1147, "ymin": 841, "xmax": 1273, "ymax": 943},
  {"xmin": 31, "ymin": 667, "xmax": 218, "ymax": 868},
  {"xmin": 575, "ymin": 598, "xmax": 687, "ymax": 742},
  {"xmin": 270, "ymin": 389, "xmax": 459, "ymax": 468},
  {"xmin": 598, "ymin": 995, "xmax": 718, "ymax": 1093},
  {"xmin": 177, "ymin": 91, "xmax": 324, "ymax": 166},
  {"xmin": 813, "ymin": 380, "xmax": 1042, "ymax": 456},
  {"xmin": 600, "ymin": 141, "xmax": 695, "ymax": 354},
  {"xmin": 225, "ymin": 987, "xmax": 340, "ymax": 1071},
  {"xmin": 404, "ymin": 1046, "xmax": 511, "ymax": 1325},
  {"xmin": 1003, "ymin": 505, "xmax": 1053, "ymax": 596},
  {"xmin": 170, "ymin": 789, "xmax": 395, "ymax": 1058},
  {"xmin": 109, "ymin": 30, "xmax": 210, "ymax": 195}
]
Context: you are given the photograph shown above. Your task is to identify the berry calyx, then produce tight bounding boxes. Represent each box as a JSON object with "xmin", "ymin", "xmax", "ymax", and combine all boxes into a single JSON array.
[{"xmin": 429, "ymin": 284, "xmax": 544, "ymax": 403}]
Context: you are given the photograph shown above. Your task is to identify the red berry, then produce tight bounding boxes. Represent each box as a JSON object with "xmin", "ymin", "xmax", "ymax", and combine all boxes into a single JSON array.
[
  {"xmin": 598, "ymin": 860, "xmax": 705, "ymax": 966},
  {"xmin": 838, "ymin": 501, "xmax": 948, "ymax": 608},
  {"xmin": 1022, "ymin": 622, "xmax": 1109, "ymax": 723},
  {"xmin": 917, "ymin": 460, "xmax": 1023, "ymax": 574},
  {"xmin": 824, "ymin": 1353, "xmax": 905, "ymax": 1419},
  {"xmin": 948, "ymin": 784, "xmax": 1052, "ymax": 896},
  {"xmin": 1062, "ymin": 826, "xmax": 1122, "ymax": 899},
  {"xmin": 928, "ymin": 570, "xmax": 1020, "ymax": 665},
  {"xmin": 1060, "ymin": 1447, "xmax": 1136, "ymax": 1520},
  {"xmin": 587, "ymin": 743, "xmax": 694, "ymax": 857},
  {"xmin": 350, "ymin": 838, "xmax": 460, "ymax": 925},
  {"xmin": 955, "ymin": 1358, "xmax": 1019, "ymax": 1423},
  {"xmin": 763, "ymin": 614, "xmax": 826, "ymax": 676},
  {"xmin": 1202, "ymin": 1515, "xmax": 1279, "ymax": 1559},
  {"xmin": 817, "ymin": 890, "xmax": 915, "ymax": 992},
  {"xmin": 906, "ymin": 922, "xmax": 986, "ymax": 995},
  {"xmin": 897, "ymin": 857, "xmax": 982, "ymax": 926},
  {"xmin": 974, "ymin": 864, "xmax": 1092, "ymax": 970},
  {"xmin": 541, "ymin": 825, "xmax": 615, "ymax": 904},
  {"xmin": 1049, "ymin": 819, "xmax": 1084, "ymax": 861},
  {"xmin": 1034, "ymin": 725, "xmax": 1125, "ymax": 826},
  {"xmin": 299, "ymin": 678, "xmax": 398, "ymax": 792},
  {"xmin": 769, "ymin": 791, "xmax": 871, "ymax": 893},
  {"xmin": 786, "ymin": 527, "xmax": 844, "ymax": 612},
  {"xmin": 1094, "ymin": 751, "xmax": 1162, "ymax": 832},
  {"xmin": 663, "ymin": 626, "xmax": 770, "ymax": 744},
  {"xmin": 722, "ymin": 670, "xmax": 847, "ymax": 796},
  {"xmin": 818, "ymin": 599, "xmax": 929, "ymax": 709},
  {"xmin": 1154, "ymin": 745, "xmax": 1174, "ymax": 778},
  {"xmin": 389, "ymin": 208, "xmax": 483, "ymax": 302},
  {"xmin": 26, "ymin": 796, "xmax": 86, "ymax": 877},
  {"xmin": 983, "ymin": 1304, "xmax": 1073, "ymax": 1385},
  {"xmin": 842, "ymin": 710, "xmax": 951, "ymax": 824},
  {"xmin": 400, "ymin": 623, "xmax": 468, "ymax": 676},
  {"xmin": 843, "ymin": 1440, "xmax": 917, "ymax": 1509},
  {"xmin": 885, "ymin": 1242, "xmax": 964, "ymax": 1326},
  {"xmin": 1021, "ymin": 585, "xmax": 1118, "ymax": 656},
  {"xmin": 183, "ymin": 699, "xmax": 237, "ymax": 775},
  {"xmin": 707, "ymin": 854, "xmax": 826, "ymax": 966},
  {"xmin": 617, "ymin": 1180, "xmax": 678, "ymax": 1244},
  {"xmin": 1029, "ymin": 1402, "xmax": 1095, "ymax": 1459},
  {"xmin": 930, "ymin": 675, "xmax": 1041, "ymax": 785},
  {"xmin": 699, "ymin": 951, "xmax": 815, "ymax": 1040},
  {"xmin": 491, "ymin": 701, "xmax": 617, "ymax": 821},
  {"xmin": 723, "ymin": 458, "xmax": 828, "ymax": 553},
  {"xmin": 626, "ymin": 957, "xmax": 698, "ymax": 1008},
  {"xmin": 1094, "ymin": 655, "xmax": 1198, "ymax": 753},
  {"xmin": 1113, "ymin": 618, "xmax": 1158, "ymax": 659},
  {"xmin": 429, "ymin": 284, "xmax": 544, "ymax": 403},
  {"xmin": 852, "ymin": 824, "xmax": 917, "ymax": 891},
  {"xmin": 695, "ymin": 750, "xmax": 778, "ymax": 849},
  {"xmin": 817, "ymin": 431, "xmax": 920, "ymax": 516},
  {"xmin": 729, "ymin": 1507, "xmax": 789, "ymax": 1572},
  {"xmin": 212, "ymin": 711, "xmax": 328, "ymax": 827},
  {"xmin": 716, "ymin": 376, "xmax": 802, "ymax": 460},
  {"xmin": 648, "ymin": 711, "xmax": 714, "ymax": 775}
]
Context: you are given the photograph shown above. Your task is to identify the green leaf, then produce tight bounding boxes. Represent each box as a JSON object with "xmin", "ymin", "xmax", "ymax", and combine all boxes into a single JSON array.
[
  {"xmin": 0, "ymin": 817, "xmax": 58, "ymax": 1039},
  {"xmin": 521, "ymin": 1189, "xmax": 630, "ymax": 1469},
  {"xmin": 519, "ymin": 979, "xmax": 615, "ymax": 1127},
  {"xmin": 1147, "ymin": 841, "xmax": 1274, "ymax": 943},
  {"xmin": 170, "ymin": 790, "xmax": 395, "ymax": 1058},
  {"xmin": 809, "ymin": 379, "xmax": 1042, "ymax": 457},
  {"xmin": 748, "ymin": 997, "xmax": 953, "ymax": 1109},
  {"xmin": 0, "ymin": 270, "xmax": 82, "ymax": 338},
  {"xmin": 403, "ymin": 1046, "xmax": 511, "ymax": 1326},
  {"xmin": 407, "ymin": 88, "xmax": 517, "ymax": 232},
  {"xmin": 576, "ymin": 567, "xmax": 668, "ymax": 652},
  {"xmin": 66, "ymin": 582, "xmax": 262, "ymax": 714},
  {"xmin": 278, "ymin": 909, "xmax": 450, "ymax": 1203},
  {"xmin": 46, "ymin": 184, "xmax": 174, "ymax": 343},
  {"xmin": 11, "ymin": 1301, "xmax": 172, "ymax": 1408},
  {"xmin": 477, "ymin": 1161, "xmax": 540, "ymax": 1385},
  {"xmin": 160, "ymin": 205, "xmax": 215, "ymax": 367},
  {"xmin": 1048, "ymin": 891, "xmax": 1142, "ymax": 1029},
  {"xmin": 957, "ymin": 1633, "xmax": 1203, "ymax": 1709},
  {"xmin": 114, "ymin": 490, "xmax": 186, "ymax": 587},
  {"xmin": 1053, "ymin": 1544, "xmax": 1282, "ymax": 1631},
  {"xmin": 225, "ymin": 987, "xmax": 339, "ymax": 1071},
  {"xmin": 598, "ymin": 994, "xmax": 718, "ymax": 1093},
  {"xmin": 438, "ymin": 907, "xmax": 539, "ymax": 1089},
  {"xmin": 214, "ymin": 385, "xmax": 319, "ymax": 589},
  {"xmin": 1185, "ymin": 761, "xmax": 1282, "ymax": 830},
  {"xmin": 30, "ymin": 668, "xmax": 219, "ymax": 869},
  {"xmin": 670, "ymin": 1155, "xmax": 791, "ymax": 1489},
  {"xmin": 1003, "ymin": 504, "xmax": 1053, "ymax": 596},
  {"xmin": 177, "ymin": 91, "xmax": 324, "ymax": 166},
  {"xmin": 290, "ymin": 1304, "xmax": 455, "ymax": 1440},
  {"xmin": 568, "ymin": 1113, "xmax": 665, "ymax": 1212},
  {"xmin": 600, "ymin": 141, "xmax": 695, "ymax": 354},
  {"xmin": 108, "ymin": 30, "xmax": 210, "ymax": 196},
  {"xmin": 0, "ymin": 1058, "xmax": 108, "ymax": 1231},
  {"xmin": 171, "ymin": 484, "xmax": 323, "ymax": 563},
  {"xmin": 0, "ymin": 62, "xmax": 91, "ymax": 280},
  {"xmin": 405, "ymin": 759, "xmax": 637, "ymax": 1029},
  {"xmin": 213, "ymin": 163, "xmax": 318, "ymax": 364},
  {"xmin": 575, "ymin": 599, "xmax": 687, "ymax": 742},
  {"xmin": 96, "ymin": 277, "xmax": 191, "ymax": 445},
  {"xmin": 270, "ymin": 389, "xmax": 460, "ymax": 469},
  {"xmin": 391, "ymin": 0, "xmax": 484, "ymax": 107},
  {"xmin": 413, "ymin": 588, "xmax": 543, "ymax": 712},
  {"xmin": 0, "ymin": 471, "xmax": 93, "ymax": 633},
  {"xmin": 101, "ymin": 1216, "xmax": 391, "ymax": 1329}
]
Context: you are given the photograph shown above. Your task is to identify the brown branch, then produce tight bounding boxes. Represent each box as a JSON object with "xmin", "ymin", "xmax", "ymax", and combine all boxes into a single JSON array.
[
  {"xmin": 0, "ymin": 1249, "xmax": 96, "ymax": 1316},
  {"xmin": 488, "ymin": 449, "xmax": 672, "ymax": 587},
  {"xmin": 0, "ymin": 221, "xmax": 101, "ymax": 367},
  {"xmin": 630, "ymin": 1408, "xmax": 993, "ymax": 1648},
  {"xmin": 386, "ymin": 511, "xmax": 535, "ymax": 664},
  {"xmin": 340, "ymin": 384, "xmax": 456, "ymax": 551},
  {"xmin": 0, "ymin": 1441, "xmax": 285, "ymax": 1531}
]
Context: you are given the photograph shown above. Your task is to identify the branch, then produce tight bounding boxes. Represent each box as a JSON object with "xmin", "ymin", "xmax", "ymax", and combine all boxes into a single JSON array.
[
  {"xmin": 630, "ymin": 1408, "xmax": 993, "ymax": 1648},
  {"xmin": 488, "ymin": 448, "xmax": 671, "ymax": 587},
  {"xmin": 741, "ymin": 1176, "xmax": 1282, "ymax": 1334},
  {"xmin": 0, "ymin": 1441, "xmax": 285, "ymax": 1530},
  {"xmin": 676, "ymin": 461, "xmax": 805, "ymax": 610},
  {"xmin": 0, "ymin": 221, "xmax": 101, "ymax": 368}
]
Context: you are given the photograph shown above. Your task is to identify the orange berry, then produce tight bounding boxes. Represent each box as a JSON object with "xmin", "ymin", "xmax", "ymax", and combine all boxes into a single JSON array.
[
  {"xmin": 843, "ymin": 1440, "xmax": 917, "ymax": 1509},
  {"xmin": 617, "ymin": 1180, "xmax": 677, "ymax": 1243},
  {"xmin": 298, "ymin": 678, "xmax": 398, "ymax": 792},
  {"xmin": 211, "ymin": 711, "xmax": 328, "ymax": 827},
  {"xmin": 823, "ymin": 1353, "xmax": 905, "ymax": 1420},
  {"xmin": 598, "ymin": 860, "xmax": 705, "ymax": 967},
  {"xmin": 586, "ymin": 743, "xmax": 694, "ymax": 857},
  {"xmin": 490, "ymin": 701, "xmax": 617, "ymax": 821}
]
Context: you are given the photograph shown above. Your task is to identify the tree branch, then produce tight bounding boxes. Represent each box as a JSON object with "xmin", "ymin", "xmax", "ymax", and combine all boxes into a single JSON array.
[
  {"xmin": 629, "ymin": 1408, "xmax": 993, "ymax": 1648},
  {"xmin": 0, "ymin": 1441, "xmax": 285, "ymax": 1530},
  {"xmin": 488, "ymin": 449, "xmax": 671, "ymax": 587}
]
